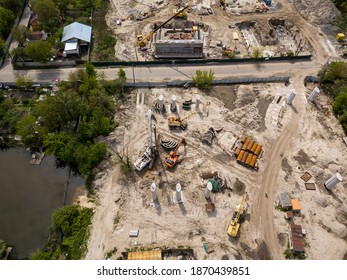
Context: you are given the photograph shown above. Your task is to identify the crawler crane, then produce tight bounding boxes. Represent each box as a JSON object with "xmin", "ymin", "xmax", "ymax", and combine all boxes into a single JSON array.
[
  {"xmin": 137, "ymin": 5, "xmax": 190, "ymax": 47},
  {"xmin": 173, "ymin": 0, "xmax": 193, "ymax": 18}
]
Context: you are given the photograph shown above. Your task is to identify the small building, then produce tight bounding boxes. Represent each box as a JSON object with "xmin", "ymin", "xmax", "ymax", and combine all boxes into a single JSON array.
[
  {"xmin": 232, "ymin": 32, "xmax": 239, "ymax": 40},
  {"xmin": 291, "ymin": 199, "xmax": 301, "ymax": 213},
  {"xmin": 154, "ymin": 40, "xmax": 204, "ymax": 59},
  {"xmin": 288, "ymin": 224, "xmax": 305, "ymax": 252},
  {"xmin": 278, "ymin": 192, "xmax": 291, "ymax": 209},
  {"xmin": 61, "ymin": 22, "xmax": 92, "ymax": 57}
]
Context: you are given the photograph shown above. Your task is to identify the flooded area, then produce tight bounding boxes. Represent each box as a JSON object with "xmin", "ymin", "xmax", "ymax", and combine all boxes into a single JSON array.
[{"xmin": 0, "ymin": 148, "xmax": 84, "ymax": 259}]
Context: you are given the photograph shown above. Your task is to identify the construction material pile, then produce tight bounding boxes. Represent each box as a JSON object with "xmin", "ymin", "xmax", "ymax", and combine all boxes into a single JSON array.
[
  {"xmin": 234, "ymin": 135, "xmax": 262, "ymax": 169},
  {"xmin": 202, "ymin": 127, "xmax": 216, "ymax": 145}
]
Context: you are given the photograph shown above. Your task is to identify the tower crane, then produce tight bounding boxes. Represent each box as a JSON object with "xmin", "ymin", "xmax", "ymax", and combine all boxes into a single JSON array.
[
  {"xmin": 137, "ymin": 5, "xmax": 190, "ymax": 47},
  {"xmin": 164, "ymin": 137, "xmax": 186, "ymax": 168},
  {"xmin": 227, "ymin": 193, "xmax": 248, "ymax": 237}
]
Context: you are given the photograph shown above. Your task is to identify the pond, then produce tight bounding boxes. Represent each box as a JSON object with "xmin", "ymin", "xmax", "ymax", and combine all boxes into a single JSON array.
[{"xmin": 0, "ymin": 148, "xmax": 84, "ymax": 259}]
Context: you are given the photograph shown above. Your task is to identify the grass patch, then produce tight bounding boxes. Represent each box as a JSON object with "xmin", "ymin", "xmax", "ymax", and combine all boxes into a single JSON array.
[
  {"xmin": 105, "ymin": 247, "xmax": 117, "ymax": 259},
  {"xmin": 275, "ymin": 203, "xmax": 286, "ymax": 212}
]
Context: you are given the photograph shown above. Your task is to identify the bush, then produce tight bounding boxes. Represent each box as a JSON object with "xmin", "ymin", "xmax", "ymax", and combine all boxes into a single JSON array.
[{"xmin": 192, "ymin": 69, "xmax": 214, "ymax": 90}]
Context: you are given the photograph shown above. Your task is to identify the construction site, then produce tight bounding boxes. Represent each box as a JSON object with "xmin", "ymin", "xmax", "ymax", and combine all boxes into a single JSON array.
[
  {"xmin": 76, "ymin": 0, "xmax": 347, "ymax": 260},
  {"xmin": 80, "ymin": 77, "xmax": 347, "ymax": 260},
  {"xmin": 104, "ymin": 0, "xmax": 327, "ymax": 61}
]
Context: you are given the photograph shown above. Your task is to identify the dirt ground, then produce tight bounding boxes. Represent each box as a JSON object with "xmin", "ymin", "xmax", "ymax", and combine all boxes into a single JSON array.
[
  {"xmin": 105, "ymin": 0, "xmax": 340, "ymax": 61},
  {"xmin": 80, "ymin": 0, "xmax": 347, "ymax": 260},
  {"xmin": 81, "ymin": 73, "xmax": 347, "ymax": 259}
]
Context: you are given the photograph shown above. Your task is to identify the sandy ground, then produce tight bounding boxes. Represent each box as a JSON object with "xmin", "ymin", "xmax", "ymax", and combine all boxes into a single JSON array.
[
  {"xmin": 105, "ymin": 0, "xmax": 338, "ymax": 62},
  {"xmin": 82, "ymin": 74, "xmax": 347, "ymax": 259},
  {"xmin": 80, "ymin": 0, "xmax": 347, "ymax": 260}
]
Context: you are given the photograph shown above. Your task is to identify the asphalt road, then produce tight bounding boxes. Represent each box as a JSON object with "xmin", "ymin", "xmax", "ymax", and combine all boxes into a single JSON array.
[{"xmin": 0, "ymin": 60, "xmax": 320, "ymax": 83}]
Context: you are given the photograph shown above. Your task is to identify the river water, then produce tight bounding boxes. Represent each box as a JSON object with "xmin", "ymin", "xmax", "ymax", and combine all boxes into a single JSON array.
[{"xmin": 0, "ymin": 148, "xmax": 84, "ymax": 259}]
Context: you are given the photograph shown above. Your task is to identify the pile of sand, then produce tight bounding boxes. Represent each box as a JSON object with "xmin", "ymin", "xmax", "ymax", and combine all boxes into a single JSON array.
[{"xmin": 293, "ymin": 0, "xmax": 341, "ymax": 24}]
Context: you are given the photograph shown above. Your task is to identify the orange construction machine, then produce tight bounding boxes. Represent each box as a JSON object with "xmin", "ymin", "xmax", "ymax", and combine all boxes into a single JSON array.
[{"xmin": 164, "ymin": 137, "xmax": 186, "ymax": 168}]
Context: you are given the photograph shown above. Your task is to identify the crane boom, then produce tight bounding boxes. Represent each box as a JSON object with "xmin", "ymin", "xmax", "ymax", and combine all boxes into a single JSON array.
[
  {"xmin": 227, "ymin": 193, "xmax": 248, "ymax": 237},
  {"xmin": 137, "ymin": 5, "xmax": 190, "ymax": 47}
]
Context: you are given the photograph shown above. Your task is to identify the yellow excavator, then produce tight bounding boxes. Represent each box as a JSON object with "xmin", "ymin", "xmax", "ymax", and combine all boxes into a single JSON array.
[
  {"xmin": 227, "ymin": 193, "xmax": 248, "ymax": 237},
  {"xmin": 137, "ymin": 4, "xmax": 191, "ymax": 47},
  {"xmin": 173, "ymin": 0, "xmax": 193, "ymax": 18}
]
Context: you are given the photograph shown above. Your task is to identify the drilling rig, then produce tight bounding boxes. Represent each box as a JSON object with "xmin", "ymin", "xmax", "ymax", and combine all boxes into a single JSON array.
[{"xmin": 134, "ymin": 109, "xmax": 156, "ymax": 171}]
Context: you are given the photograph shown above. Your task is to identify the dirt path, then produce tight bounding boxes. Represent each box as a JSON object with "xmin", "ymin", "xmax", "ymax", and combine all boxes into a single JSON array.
[{"xmin": 253, "ymin": 74, "xmax": 307, "ymax": 259}]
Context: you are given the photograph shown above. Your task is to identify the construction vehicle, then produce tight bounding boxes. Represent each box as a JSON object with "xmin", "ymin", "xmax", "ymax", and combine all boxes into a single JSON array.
[
  {"xmin": 173, "ymin": 0, "xmax": 193, "ymax": 18},
  {"xmin": 336, "ymin": 33, "xmax": 346, "ymax": 41},
  {"xmin": 137, "ymin": 5, "xmax": 190, "ymax": 47},
  {"xmin": 164, "ymin": 137, "xmax": 185, "ymax": 168},
  {"xmin": 227, "ymin": 193, "xmax": 248, "ymax": 237},
  {"xmin": 167, "ymin": 111, "xmax": 195, "ymax": 130},
  {"xmin": 134, "ymin": 110, "xmax": 155, "ymax": 171}
]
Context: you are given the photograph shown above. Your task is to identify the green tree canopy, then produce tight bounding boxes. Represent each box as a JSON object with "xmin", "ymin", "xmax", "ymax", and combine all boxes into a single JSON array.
[
  {"xmin": 31, "ymin": 205, "xmax": 93, "ymax": 260},
  {"xmin": 0, "ymin": 239, "xmax": 6, "ymax": 259},
  {"xmin": 34, "ymin": 90, "xmax": 85, "ymax": 131},
  {"xmin": 0, "ymin": 7, "xmax": 15, "ymax": 38},
  {"xmin": 13, "ymin": 25, "xmax": 31, "ymax": 46},
  {"xmin": 320, "ymin": 61, "xmax": 347, "ymax": 82},
  {"xmin": 333, "ymin": 89, "xmax": 347, "ymax": 115},
  {"xmin": 15, "ymin": 75, "xmax": 33, "ymax": 88},
  {"xmin": 252, "ymin": 47, "xmax": 262, "ymax": 58},
  {"xmin": 24, "ymin": 40, "xmax": 52, "ymax": 62},
  {"xmin": 192, "ymin": 69, "xmax": 214, "ymax": 90},
  {"xmin": 33, "ymin": 0, "xmax": 59, "ymax": 32},
  {"xmin": 0, "ymin": 38, "xmax": 6, "ymax": 57},
  {"xmin": 0, "ymin": 0, "xmax": 22, "ymax": 13}
]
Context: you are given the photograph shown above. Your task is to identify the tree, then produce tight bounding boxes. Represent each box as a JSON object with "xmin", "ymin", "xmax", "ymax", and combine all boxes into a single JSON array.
[
  {"xmin": 0, "ymin": 0, "xmax": 22, "ymax": 13},
  {"xmin": 15, "ymin": 75, "xmax": 33, "ymax": 88},
  {"xmin": 252, "ymin": 47, "xmax": 262, "ymax": 58},
  {"xmin": 13, "ymin": 26, "xmax": 30, "ymax": 46},
  {"xmin": 117, "ymin": 68, "xmax": 126, "ymax": 82},
  {"xmin": 192, "ymin": 69, "xmax": 214, "ymax": 90},
  {"xmin": 0, "ymin": 240, "xmax": 6, "ymax": 259},
  {"xmin": 0, "ymin": 7, "xmax": 15, "ymax": 38},
  {"xmin": 16, "ymin": 114, "xmax": 43, "ymax": 148},
  {"xmin": 35, "ymin": 91, "xmax": 84, "ymax": 131},
  {"xmin": 333, "ymin": 90, "xmax": 347, "ymax": 115},
  {"xmin": 320, "ymin": 61, "xmax": 347, "ymax": 83},
  {"xmin": 24, "ymin": 40, "xmax": 52, "ymax": 63},
  {"xmin": 0, "ymin": 38, "xmax": 7, "ymax": 57},
  {"xmin": 33, "ymin": 0, "xmax": 59, "ymax": 32}
]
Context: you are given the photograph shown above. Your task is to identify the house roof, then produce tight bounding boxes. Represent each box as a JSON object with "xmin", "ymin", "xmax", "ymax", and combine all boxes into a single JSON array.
[
  {"xmin": 61, "ymin": 22, "xmax": 92, "ymax": 43},
  {"xmin": 279, "ymin": 192, "xmax": 291, "ymax": 208},
  {"xmin": 289, "ymin": 224, "xmax": 305, "ymax": 252},
  {"xmin": 291, "ymin": 199, "xmax": 301, "ymax": 211},
  {"xmin": 28, "ymin": 31, "xmax": 43, "ymax": 41},
  {"xmin": 127, "ymin": 250, "xmax": 162, "ymax": 260}
]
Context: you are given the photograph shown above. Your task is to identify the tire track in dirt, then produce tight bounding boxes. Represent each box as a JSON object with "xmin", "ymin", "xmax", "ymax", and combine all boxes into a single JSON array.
[{"xmin": 253, "ymin": 74, "xmax": 306, "ymax": 259}]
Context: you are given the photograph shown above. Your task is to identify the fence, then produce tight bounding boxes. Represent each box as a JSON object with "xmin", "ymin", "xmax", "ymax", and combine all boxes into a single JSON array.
[
  {"xmin": 13, "ymin": 55, "xmax": 312, "ymax": 70},
  {"xmin": 123, "ymin": 76, "xmax": 290, "ymax": 89}
]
